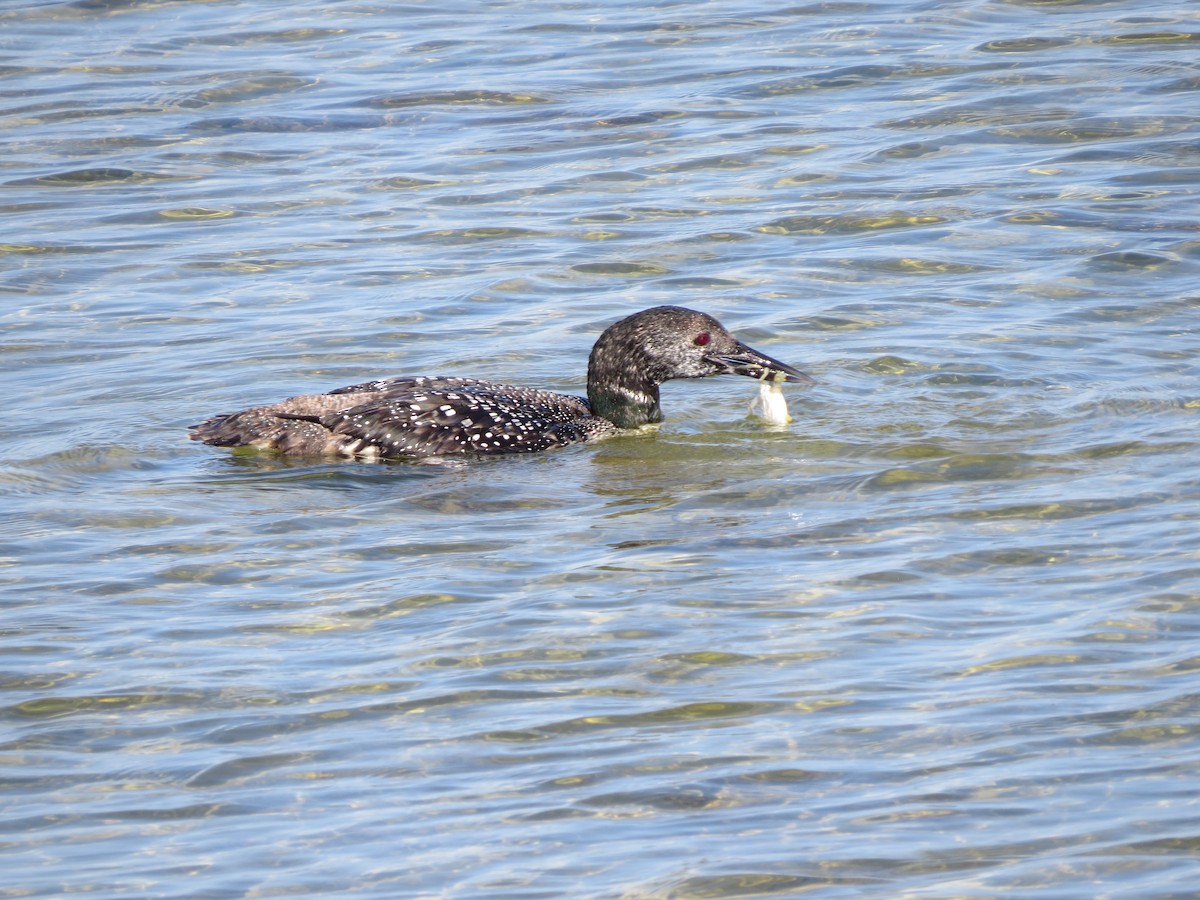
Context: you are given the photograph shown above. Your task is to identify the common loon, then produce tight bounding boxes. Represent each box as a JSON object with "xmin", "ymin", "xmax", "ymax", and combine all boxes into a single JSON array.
[{"xmin": 189, "ymin": 305, "xmax": 811, "ymax": 458}]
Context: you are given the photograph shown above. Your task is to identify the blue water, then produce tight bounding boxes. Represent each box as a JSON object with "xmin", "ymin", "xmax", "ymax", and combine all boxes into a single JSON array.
[{"xmin": 3, "ymin": 0, "xmax": 1200, "ymax": 897}]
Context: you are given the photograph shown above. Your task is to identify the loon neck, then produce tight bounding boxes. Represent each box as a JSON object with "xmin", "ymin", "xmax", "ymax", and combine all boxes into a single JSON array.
[
  {"xmin": 585, "ymin": 305, "xmax": 690, "ymax": 429},
  {"xmin": 587, "ymin": 378, "xmax": 662, "ymax": 429}
]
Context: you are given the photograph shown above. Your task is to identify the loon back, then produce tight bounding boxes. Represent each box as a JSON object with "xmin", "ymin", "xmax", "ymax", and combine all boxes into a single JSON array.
[{"xmin": 189, "ymin": 376, "xmax": 618, "ymax": 457}]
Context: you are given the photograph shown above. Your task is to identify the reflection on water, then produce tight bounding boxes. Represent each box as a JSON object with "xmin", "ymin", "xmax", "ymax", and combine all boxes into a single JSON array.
[{"xmin": 3, "ymin": 0, "xmax": 1200, "ymax": 897}]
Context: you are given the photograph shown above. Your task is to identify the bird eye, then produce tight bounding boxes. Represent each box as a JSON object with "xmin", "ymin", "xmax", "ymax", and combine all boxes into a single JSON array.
[{"xmin": 694, "ymin": 332, "xmax": 711, "ymax": 346}]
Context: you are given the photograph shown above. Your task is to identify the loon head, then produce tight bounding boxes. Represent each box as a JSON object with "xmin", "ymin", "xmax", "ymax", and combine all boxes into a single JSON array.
[
  {"xmin": 586, "ymin": 305, "xmax": 812, "ymax": 428},
  {"xmin": 590, "ymin": 305, "xmax": 812, "ymax": 385}
]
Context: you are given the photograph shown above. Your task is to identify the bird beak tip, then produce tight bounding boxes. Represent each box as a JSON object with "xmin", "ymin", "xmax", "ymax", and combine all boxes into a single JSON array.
[{"xmin": 780, "ymin": 369, "xmax": 816, "ymax": 385}]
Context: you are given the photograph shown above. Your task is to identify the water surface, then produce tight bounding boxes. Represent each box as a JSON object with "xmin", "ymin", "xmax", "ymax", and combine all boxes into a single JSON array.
[{"xmin": 3, "ymin": 0, "xmax": 1200, "ymax": 897}]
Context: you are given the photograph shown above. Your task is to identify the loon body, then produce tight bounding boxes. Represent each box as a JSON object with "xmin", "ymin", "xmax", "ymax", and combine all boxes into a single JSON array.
[{"xmin": 189, "ymin": 305, "xmax": 810, "ymax": 459}]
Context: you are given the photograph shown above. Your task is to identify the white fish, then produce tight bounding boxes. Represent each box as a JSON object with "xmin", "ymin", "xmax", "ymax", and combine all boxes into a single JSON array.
[{"xmin": 750, "ymin": 371, "xmax": 791, "ymax": 425}]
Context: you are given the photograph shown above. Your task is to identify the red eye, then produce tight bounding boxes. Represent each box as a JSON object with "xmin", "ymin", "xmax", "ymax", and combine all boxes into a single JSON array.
[{"xmin": 694, "ymin": 332, "xmax": 710, "ymax": 346}]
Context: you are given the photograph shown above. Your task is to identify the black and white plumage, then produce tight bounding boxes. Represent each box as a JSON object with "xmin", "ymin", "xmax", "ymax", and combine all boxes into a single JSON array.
[{"xmin": 189, "ymin": 306, "xmax": 811, "ymax": 459}]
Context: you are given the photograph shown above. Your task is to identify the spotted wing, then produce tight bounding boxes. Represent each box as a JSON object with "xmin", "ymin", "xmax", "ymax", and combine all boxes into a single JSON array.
[{"xmin": 317, "ymin": 381, "xmax": 617, "ymax": 457}]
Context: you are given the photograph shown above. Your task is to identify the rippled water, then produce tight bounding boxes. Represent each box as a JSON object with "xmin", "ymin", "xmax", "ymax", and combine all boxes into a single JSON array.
[{"xmin": 4, "ymin": 0, "xmax": 1200, "ymax": 896}]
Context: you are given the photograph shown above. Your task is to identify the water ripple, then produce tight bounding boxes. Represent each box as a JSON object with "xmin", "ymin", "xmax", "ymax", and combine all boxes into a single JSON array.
[{"xmin": 3, "ymin": 0, "xmax": 1200, "ymax": 896}]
